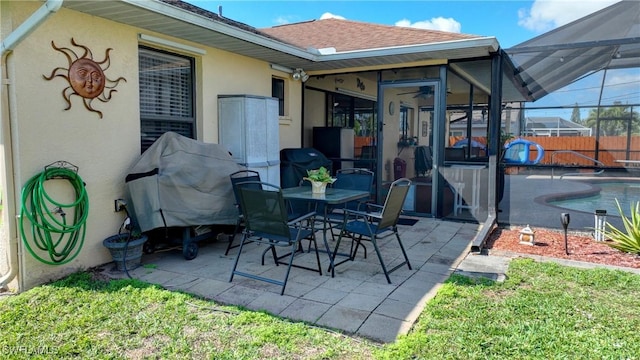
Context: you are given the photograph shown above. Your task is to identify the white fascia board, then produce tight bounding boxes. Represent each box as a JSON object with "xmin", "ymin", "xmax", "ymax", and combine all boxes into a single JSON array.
[
  {"xmin": 316, "ymin": 37, "xmax": 500, "ymax": 62},
  {"xmin": 124, "ymin": 0, "xmax": 317, "ymax": 61}
]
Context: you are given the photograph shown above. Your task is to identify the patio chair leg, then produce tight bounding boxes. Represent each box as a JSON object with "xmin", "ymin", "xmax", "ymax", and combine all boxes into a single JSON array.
[
  {"xmin": 329, "ymin": 229, "xmax": 348, "ymax": 277},
  {"xmin": 395, "ymin": 231, "xmax": 412, "ymax": 270},
  {"xmin": 279, "ymin": 242, "xmax": 298, "ymax": 295},
  {"xmin": 349, "ymin": 234, "xmax": 367, "ymax": 259},
  {"xmin": 224, "ymin": 218, "xmax": 242, "ymax": 256},
  {"xmin": 261, "ymin": 244, "xmax": 279, "ymax": 266},
  {"xmin": 310, "ymin": 234, "xmax": 322, "ymax": 276},
  {"xmin": 370, "ymin": 235, "xmax": 392, "ymax": 284},
  {"xmin": 229, "ymin": 232, "xmax": 249, "ymax": 282}
]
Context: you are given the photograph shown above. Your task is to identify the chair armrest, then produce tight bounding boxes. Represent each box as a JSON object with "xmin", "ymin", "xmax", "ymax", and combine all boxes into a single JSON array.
[
  {"xmin": 365, "ymin": 203, "xmax": 384, "ymax": 213},
  {"xmin": 287, "ymin": 211, "xmax": 316, "ymax": 225},
  {"xmin": 343, "ymin": 208, "xmax": 382, "ymax": 221}
]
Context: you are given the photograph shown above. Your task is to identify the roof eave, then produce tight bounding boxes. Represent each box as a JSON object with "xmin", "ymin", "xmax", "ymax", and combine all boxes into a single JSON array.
[
  {"xmin": 123, "ymin": 0, "xmax": 316, "ymax": 60},
  {"xmin": 317, "ymin": 37, "xmax": 500, "ymax": 61}
]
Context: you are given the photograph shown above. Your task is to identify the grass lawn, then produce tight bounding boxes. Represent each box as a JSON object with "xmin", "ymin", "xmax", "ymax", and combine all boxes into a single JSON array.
[{"xmin": 1, "ymin": 258, "xmax": 639, "ymax": 359}]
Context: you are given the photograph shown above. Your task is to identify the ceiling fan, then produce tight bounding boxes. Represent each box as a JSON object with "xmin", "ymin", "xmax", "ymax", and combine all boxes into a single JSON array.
[{"xmin": 397, "ymin": 86, "xmax": 451, "ymax": 98}]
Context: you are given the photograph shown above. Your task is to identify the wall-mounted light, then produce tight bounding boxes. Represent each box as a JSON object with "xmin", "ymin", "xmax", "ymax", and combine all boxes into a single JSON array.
[
  {"xmin": 292, "ymin": 68, "xmax": 309, "ymax": 82},
  {"xmin": 138, "ymin": 34, "xmax": 206, "ymax": 55},
  {"xmin": 270, "ymin": 63, "xmax": 293, "ymax": 74}
]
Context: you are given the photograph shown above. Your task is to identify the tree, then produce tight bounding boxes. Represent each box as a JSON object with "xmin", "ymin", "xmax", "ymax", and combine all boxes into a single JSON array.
[
  {"xmin": 585, "ymin": 102, "xmax": 640, "ymax": 136},
  {"xmin": 570, "ymin": 103, "xmax": 583, "ymax": 125}
]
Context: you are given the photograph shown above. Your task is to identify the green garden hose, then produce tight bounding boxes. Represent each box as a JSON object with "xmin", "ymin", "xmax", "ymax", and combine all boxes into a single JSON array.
[{"xmin": 20, "ymin": 166, "xmax": 89, "ymax": 265}]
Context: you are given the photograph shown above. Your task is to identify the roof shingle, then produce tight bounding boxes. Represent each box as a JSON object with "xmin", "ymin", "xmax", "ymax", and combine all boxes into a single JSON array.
[{"xmin": 260, "ymin": 18, "xmax": 482, "ymax": 52}]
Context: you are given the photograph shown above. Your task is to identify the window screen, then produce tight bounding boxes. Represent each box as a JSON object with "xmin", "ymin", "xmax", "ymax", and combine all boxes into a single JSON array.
[{"xmin": 139, "ymin": 46, "xmax": 195, "ymax": 152}]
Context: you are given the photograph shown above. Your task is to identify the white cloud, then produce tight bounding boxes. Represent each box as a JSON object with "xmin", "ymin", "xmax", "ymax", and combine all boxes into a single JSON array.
[
  {"xmin": 604, "ymin": 70, "xmax": 640, "ymax": 88},
  {"xmin": 274, "ymin": 16, "xmax": 292, "ymax": 25},
  {"xmin": 518, "ymin": 0, "xmax": 619, "ymax": 33},
  {"xmin": 319, "ymin": 12, "xmax": 346, "ymax": 20},
  {"xmin": 395, "ymin": 17, "xmax": 461, "ymax": 33}
]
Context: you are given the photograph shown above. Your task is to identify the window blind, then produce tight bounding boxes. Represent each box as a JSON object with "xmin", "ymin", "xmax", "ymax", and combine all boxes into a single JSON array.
[{"xmin": 138, "ymin": 47, "xmax": 195, "ymax": 152}]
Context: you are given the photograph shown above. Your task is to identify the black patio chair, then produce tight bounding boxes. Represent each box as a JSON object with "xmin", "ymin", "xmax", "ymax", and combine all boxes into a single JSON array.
[
  {"xmin": 226, "ymin": 170, "xmax": 262, "ymax": 255},
  {"xmin": 229, "ymin": 181, "xmax": 322, "ymax": 295},
  {"xmin": 331, "ymin": 178, "xmax": 413, "ymax": 283},
  {"xmin": 319, "ymin": 168, "xmax": 375, "ymax": 257}
]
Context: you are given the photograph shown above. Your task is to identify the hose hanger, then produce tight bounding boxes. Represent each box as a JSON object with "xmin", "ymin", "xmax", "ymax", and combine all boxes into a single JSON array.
[{"xmin": 20, "ymin": 161, "xmax": 89, "ymax": 265}]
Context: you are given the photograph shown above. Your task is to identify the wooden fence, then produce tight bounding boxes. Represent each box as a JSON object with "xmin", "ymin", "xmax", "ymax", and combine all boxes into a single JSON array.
[{"xmin": 449, "ymin": 136, "xmax": 640, "ymax": 167}]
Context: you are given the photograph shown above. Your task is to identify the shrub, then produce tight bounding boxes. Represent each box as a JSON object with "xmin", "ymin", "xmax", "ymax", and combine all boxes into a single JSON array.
[{"xmin": 604, "ymin": 199, "xmax": 640, "ymax": 255}]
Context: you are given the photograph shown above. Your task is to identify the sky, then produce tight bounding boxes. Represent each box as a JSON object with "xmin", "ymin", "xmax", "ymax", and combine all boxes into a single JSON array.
[{"xmin": 187, "ymin": 0, "xmax": 639, "ymax": 112}]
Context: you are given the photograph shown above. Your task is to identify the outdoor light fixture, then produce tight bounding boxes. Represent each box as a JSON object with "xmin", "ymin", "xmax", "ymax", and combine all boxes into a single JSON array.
[
  {"xmin": 519, "ymin": 225, "xmax": 535, "ymax": 246},
  {"xmin": 561, "ymin": 213, "xmax": 570, "ymax": 255},
  {"xmin": 292, "ymin": 68, "xmax": 309, "ymax": 82},
  {"xmin": 270, "ymin": 63, "xmax": 293, "ymax": 74},
  {"xmin": 594, "ymin": 209, "xmax": 607, "ymax": 242}
]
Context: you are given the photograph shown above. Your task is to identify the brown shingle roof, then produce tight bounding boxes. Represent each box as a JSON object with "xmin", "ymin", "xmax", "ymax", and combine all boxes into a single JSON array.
[
  {"xmin": 260, "ymin": 18, "xmax": 482, "ymax": 52},
  {"xmin": 159, "ymin": 0, "xmax": 294, "ymax": 45}
]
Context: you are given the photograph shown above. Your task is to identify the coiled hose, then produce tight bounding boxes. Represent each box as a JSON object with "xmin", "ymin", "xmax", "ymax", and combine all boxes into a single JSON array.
[{"xmin": 20, "ymin": 166, "xmax": 89, "ymax": 265}]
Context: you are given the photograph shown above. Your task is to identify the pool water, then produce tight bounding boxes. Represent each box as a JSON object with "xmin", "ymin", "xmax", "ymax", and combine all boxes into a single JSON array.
[{"xmin": 549, "ymin": 182, "xmax": 639, "ymax": 217}]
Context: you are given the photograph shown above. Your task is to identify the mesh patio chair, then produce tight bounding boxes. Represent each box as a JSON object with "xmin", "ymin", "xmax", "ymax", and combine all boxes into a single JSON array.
[
  {"xmin": 319, "ymin": 168, "xmax": 375, "ymax": 257},
  {"xmin": 226, "ymin": 170, "xmax": 262, "ymax": 255},
  {"xmin": 229, "ymin": 181, "xmax": 322, "ymax": 295},
  {"xmin": 330, "ymin": 178, "xmax": 413, "ymax": 283}
]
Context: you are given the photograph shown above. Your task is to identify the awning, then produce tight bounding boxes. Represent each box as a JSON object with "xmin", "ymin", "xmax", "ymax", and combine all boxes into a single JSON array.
[{"xmin": 506, "ymin": 0, "xmax": 640, "ymax": 101}]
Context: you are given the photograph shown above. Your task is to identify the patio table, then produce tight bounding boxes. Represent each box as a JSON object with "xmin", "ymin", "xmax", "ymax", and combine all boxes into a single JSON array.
[{"xmin": 282, "ymin": 186, "xmax": 370, "ymax": 276}]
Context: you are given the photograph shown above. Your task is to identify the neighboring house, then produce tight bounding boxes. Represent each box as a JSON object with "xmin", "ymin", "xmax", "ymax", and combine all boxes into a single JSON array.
[
  {"xmin": 3, "ymin": 0, "xmax": 631, "ymax": 292},
  {"xmin": 449, "ymin": 104, "xmax": 523, "ymax": 138},
  {"xmin": 524, "ymin": 117, "xmax": 592, "ymax": 137}
]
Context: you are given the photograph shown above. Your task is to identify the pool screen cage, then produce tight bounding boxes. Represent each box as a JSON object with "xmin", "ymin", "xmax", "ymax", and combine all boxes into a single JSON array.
[{"xmin": 494, "ymin": 0, "xmax": 639, "ymax": 230}]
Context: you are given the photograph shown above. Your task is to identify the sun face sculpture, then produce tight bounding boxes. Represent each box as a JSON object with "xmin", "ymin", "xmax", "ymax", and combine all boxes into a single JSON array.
[{"xmin": 44, "ymin": 38, "xmax": 126, "ymax": 119}]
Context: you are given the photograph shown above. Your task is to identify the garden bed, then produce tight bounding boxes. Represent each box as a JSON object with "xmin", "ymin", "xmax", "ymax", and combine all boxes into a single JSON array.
[{"xmin": 486, "ymin": 227, "xmax": 640, "ymax": 269}]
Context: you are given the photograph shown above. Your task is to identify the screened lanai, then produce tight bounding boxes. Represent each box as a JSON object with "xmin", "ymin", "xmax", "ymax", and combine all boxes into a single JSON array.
[{"xmin": 489, "ymin": 0, "xmax": 640, "ymax": 247}]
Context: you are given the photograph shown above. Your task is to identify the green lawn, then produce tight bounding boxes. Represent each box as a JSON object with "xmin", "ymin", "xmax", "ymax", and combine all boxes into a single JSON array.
[{"xmin": 1, "ymin": 258, "xmax": 639, "ymax": 359}]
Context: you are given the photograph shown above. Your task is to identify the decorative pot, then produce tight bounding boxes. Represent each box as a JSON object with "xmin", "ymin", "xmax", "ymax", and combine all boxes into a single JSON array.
[
  {"xmin": 103, "ymin": 233, "xmax": 148, "ymax": 271},
  {"xmin": 310, "ymin": 181, "xmax": 328, "ymax": 194}
]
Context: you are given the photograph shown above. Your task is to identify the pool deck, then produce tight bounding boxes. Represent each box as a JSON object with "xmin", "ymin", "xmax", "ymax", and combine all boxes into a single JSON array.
[{"xmin": 498, "ymin": 174, "xmax": 636, "ymax": 231}]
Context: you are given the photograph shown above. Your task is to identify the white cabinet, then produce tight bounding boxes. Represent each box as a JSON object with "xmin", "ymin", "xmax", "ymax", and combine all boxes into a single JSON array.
[{"xmin": 218, "ymin": 95, "xmax": 280, "ymax": 186}]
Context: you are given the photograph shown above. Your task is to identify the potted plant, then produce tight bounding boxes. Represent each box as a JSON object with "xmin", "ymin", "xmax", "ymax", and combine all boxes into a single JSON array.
[
  {"xmin": 303, "ymin": 166, "xmax": 336, "ymax": 194},
  {"xmin": 103, "ymin": 230, "xmax": 148, "ymax": 271}
]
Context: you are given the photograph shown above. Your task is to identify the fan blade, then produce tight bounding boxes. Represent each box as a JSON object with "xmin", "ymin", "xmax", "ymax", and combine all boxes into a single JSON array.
[{"xmin": 398, "ymin": 90, "xmax": 420, "ymax": 96}]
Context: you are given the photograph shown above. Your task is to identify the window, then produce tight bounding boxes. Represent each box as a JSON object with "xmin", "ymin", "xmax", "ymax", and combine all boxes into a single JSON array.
[
  {"xmin": 272, "ymin": 77, "xmax": 285, "ymax": 116},
  {"xmin": 138, "ymin": 46, "xmax": 195, "ymax": 152}
]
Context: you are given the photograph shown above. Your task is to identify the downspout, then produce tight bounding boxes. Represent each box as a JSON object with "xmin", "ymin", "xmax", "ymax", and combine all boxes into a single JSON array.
[
  {"xmin": 470, "ymin": 51, "xmax": 503, "ymax": 253},
  {"xmin": 0, "ymin": 0, "xmax": 63, "ymax": 289}
]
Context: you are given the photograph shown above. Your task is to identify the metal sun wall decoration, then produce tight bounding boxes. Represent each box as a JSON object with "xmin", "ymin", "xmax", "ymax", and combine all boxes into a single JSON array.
[{"xmin": 43, "ymin": 38, "xmax": 126, "ymax": 119}]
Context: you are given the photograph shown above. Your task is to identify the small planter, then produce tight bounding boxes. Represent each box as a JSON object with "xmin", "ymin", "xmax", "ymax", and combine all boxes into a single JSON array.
[
  {"xmin": 103, "ymin": 233, "xmax": 148, "ymax": 271},
  {"xmin": 310, "ymin": 181, "xmax": 329, "ymax": 194},
  {"xmin": 303, "ymin": 167, "xmax": 336, "ymax": 194}
]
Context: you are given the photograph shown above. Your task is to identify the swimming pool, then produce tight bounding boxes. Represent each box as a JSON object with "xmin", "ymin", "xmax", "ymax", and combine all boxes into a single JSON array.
[{"xmin": 548, "ymin": 181, "xmax": 639, "ymax": 217}]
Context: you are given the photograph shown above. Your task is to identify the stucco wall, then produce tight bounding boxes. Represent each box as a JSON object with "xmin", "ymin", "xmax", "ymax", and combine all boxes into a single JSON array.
[{"xmin": 1, "ymin": 3, "xmax": 302, "ymax": 291}]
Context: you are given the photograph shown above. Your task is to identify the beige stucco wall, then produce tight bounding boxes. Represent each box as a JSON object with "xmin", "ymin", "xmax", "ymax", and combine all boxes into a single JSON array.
[{"xmin": 1, "ymin": 3, "xmax": 302, "ymax": 291}]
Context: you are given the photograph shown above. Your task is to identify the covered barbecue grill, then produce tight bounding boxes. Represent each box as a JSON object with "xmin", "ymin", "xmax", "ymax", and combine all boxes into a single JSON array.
[{"xmin": 125, "ymin": 132, "xmax": 243, "ymax": 259}]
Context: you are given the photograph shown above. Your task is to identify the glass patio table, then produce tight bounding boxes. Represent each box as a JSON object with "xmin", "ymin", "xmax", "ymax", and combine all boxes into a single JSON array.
[{"xmin": 282, "ymin": 186, "xmax": 370, "ymax": 276}]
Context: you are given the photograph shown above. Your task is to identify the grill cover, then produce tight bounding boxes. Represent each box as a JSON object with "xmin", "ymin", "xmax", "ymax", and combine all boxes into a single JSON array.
[
  {"xmin": 125, "ymin": 132, "xmax": 243, "ymax": 232},
  {"xmin": 280, "ymin": 148, "xmax": 332, "ymax": 188}
]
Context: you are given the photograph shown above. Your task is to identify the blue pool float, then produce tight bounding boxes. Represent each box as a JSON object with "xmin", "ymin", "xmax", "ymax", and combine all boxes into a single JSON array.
[{"xmin": 503, "ymin": 138, "xmax": 544, "ymax": 165}]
